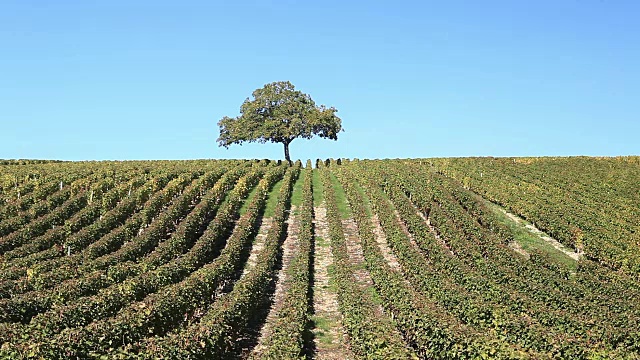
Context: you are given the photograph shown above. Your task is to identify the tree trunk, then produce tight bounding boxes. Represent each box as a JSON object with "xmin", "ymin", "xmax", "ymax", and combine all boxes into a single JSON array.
[{"xmin": 283, "ymin": 141, "xmax": 291, "ymax": 163}]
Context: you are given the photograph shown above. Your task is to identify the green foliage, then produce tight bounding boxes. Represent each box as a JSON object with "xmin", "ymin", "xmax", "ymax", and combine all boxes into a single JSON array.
[
  {"xmin": 288, "ymin": 168, "xmax": 306, "ymax": 208},
  {"xmin": 1, "ymin": 157, "xmax": 639, "ymax": 358},
  {"xmin": 217, "ymin": 81, "xmax": 342, "ymax": 160},
  {"xmin": 484, "ymin": 201, "xmax": 578, "ymax": 270},
  {"xmin": 429, "ymin": 157, "xmax": 640, "ymax": 273},
  {"xmin": 262, "ymin": 179, "xmax": 284, "ymax": 218},
  {"xmin": 312, "ymin": 167, "xmax": 324, "ymax": 206},
  {"xmin": 347, "ymin": 159, "xmax": 640, "ymax": 357},
  {"xmin": 259, "ymin": 161, "xmax": 313, "ymax": 359},
  {"xmin": 319, "ymin": 161, "xmax": 415, "ymax": 359},
  {"xmin": 115, "ymin": 165, "xmax": 299, "ymax": 359},
  {"xmin": 328, "ymin": 172, "xmax": 351, "ymax": 219}
]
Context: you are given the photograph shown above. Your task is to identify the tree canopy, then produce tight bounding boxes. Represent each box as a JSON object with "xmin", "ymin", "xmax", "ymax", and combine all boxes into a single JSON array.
[{"xmin": 217, "ymin": 81, "xmax": 342, "ymax": 162}]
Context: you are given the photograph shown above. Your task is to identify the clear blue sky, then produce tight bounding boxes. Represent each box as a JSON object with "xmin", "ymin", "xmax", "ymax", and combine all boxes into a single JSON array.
[{"xmin": 1, "ymin": 1, "xmax": 638, "ymax": 161}]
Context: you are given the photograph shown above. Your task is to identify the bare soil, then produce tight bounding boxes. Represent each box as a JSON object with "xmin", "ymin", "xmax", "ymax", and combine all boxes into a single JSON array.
[
  {"xmin": 311, "ymin": 205, "xmax": 353, "ymax": 360},
  {"xmin": 249, "ymin": 207, "xmax": 300, "ymax": 358},
  {"xmin": 500, "ymin": 209, "xmax": 581, "ymax": 261},
  {"xmin": 371, "ymin": 214, "xmax": 402, "ymax": 272},
  {"xmin": 241, "ymin": 217, "xmax": 273, "ymax": 277},
  {"xmin": 341, "ymin": 216, "xmax": 408, "ymax": 349},
  {"xmin": 392, "ymin": 209, "xmax": 422, "ymax": 250},
  {"xmin": 508, "ymin": 240, "xmax": 530, "ymax": 258},
  {"xmin": 342, "ymin": 219, "xmax": 374, "ymax": 288}
]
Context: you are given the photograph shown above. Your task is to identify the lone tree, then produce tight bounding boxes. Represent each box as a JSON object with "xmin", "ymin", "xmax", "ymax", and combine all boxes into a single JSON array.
[{"xmin": 217, "ymin": 81, "xmax": 342, "ymax": 162}]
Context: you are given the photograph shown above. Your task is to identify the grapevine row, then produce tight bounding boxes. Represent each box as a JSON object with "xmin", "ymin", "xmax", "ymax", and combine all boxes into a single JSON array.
[
  {"xmin": 121, "ymin": 162, "xmax": 299, "ymax": 359},
  {"xmin": 320, "ymin": 161, "xmax": 413, "ymax": 359},
  {"xmin": 258, "ymin": 160, "xmax": 314, "ymax": 359}
]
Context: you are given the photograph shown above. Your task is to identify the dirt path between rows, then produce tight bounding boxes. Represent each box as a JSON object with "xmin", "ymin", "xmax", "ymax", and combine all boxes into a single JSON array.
[
  {"xmin": 371, "ymin": 214, "xmax": 403, "ymax": 272},
  {"xmin": 415, "ymin": 208, "xmax": 456, "ymax": 256},
  {"xmin": 508, "ymin": 240, "xmax": 530, "ymax": 258},
  {"xmin": 391, "ymin": 208, "xmax": 448, "ymax": 260},
  {"xmin": 311, "ymin": 205, "xmax": 353, "ymax": 360},
  {"xmin": 342, "ymin": 216, "xmax": 410, "ymax": 352},
  {"xmin": 241, "ymin": 217, "xmax": 273, "ymax": 277},
  {"xmin": 499, "ymin": 208, "xmax": 581, "ymax": 261},
  {"xmin": 248, "ymin": 207, "xmax": 300, "ymax": 358},
  {"xmin": 342, "ymin": 219, "xmax": 375, "ymax": 288}
]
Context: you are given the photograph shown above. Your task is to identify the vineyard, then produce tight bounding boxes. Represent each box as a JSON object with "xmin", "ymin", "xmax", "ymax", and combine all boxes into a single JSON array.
[{"xmin": 0, "ymin": 157, "xmax": 639, "ymax": 359}]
